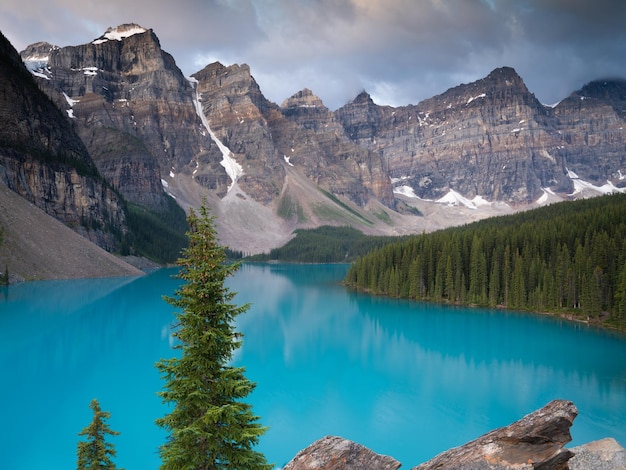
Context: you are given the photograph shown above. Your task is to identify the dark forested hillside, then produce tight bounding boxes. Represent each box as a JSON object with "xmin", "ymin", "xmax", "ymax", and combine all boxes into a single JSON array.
[
  {"xmin": 345, "ymin": 194, "xmax": 626, "ymax": 329},
  {"xmin": 246, "ymin": 226, "xmax": 406, "ymax": 263},
  {"xmin": 123, "ymin": 197, "xmax": 188, "ymax": 264}
]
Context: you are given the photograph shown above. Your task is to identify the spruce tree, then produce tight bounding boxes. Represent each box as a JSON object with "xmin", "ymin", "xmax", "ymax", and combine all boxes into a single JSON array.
[
  {"xmin": 76, "ymin": 399, "xmax": 121, "ymax": 470},
  {"xmin": 156, "ymin": 204, "xmax": 270, "ymax": 470}
]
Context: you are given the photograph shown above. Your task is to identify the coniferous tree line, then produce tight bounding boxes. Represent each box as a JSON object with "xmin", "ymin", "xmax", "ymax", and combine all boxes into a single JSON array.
[
  {"xmin": 247, "ymin": 225, "xmax": 408, "ymax": 263},
  {"xmin": 122, "ymin": 197, "xmax": 188, "ymax": 264},
  {"xmin": 345, "ymin": 193, "xmax": 626, "ymax": 329}
]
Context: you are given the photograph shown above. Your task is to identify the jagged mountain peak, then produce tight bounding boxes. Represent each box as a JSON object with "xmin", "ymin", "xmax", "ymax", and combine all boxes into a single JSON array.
[
  {"xmin": 414, "ymin": 65, "xmax": 536, "ymax": 114},
  {"xmin": 576, "ymin": 78, "xmax": 626, "ymax": 101},
  {"xmin": 193, "ymin": 61, "xmax": 252, "ymax": 83},
  {"xmin": 192, "ymin": 61, "xmax": 267, "ymax": 113},
  {"xmin": 281, "ymin": 88, "xmax": 327, "ymax": 109},
  {"xmin": 480, "ymin": 66, "xmax": 531, "ymax": 95},
  {"xmin": 92, "ymin": 23, "xmax": 149, "ymax": 44},
  {"xmin": 0, "ymin": 32, "xmax": 92, "ymax": 167},
  {"xmin": 20, "ymin": 41, "xmax": 58, "ymax": 75},
  {"xmin": 20, "ymin": 41, "xmax": 57, "ymax": 58},
  {"xmin": 556, "ymin": 77, "xmax": 626, "ymax": 117},
  {"xmin": 351, "ymin": 90, "xmax": 374, "ymax": 105},
  {"xmin": 469, "ymin": 66, "xmax": 527, "ymax": 92},
  {"xmin": 486, "ymin": 66, "xmax": 524, "ymax": 82}
]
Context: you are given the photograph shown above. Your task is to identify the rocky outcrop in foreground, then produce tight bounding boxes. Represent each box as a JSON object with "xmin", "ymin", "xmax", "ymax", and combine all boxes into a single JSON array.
[
  {"xmin": 284, "ymin": 435, "xmax": 401, "ymax": 470},
  {"xmin": 284, "ymin": 400, "xmax": 626, "ymax": 470},
  {"xmin": 412, "ymin": 399, "xmax": 576, "ymax": 469}
]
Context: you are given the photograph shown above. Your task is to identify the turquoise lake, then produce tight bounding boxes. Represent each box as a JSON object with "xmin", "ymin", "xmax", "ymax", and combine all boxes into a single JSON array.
[{"xmin": 1, "ymin": 263, "xmax": 626, "ymax": 469}]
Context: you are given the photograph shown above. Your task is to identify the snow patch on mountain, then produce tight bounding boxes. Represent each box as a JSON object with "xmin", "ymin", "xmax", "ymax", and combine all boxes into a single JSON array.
[
  {"xmin": 188, "ymin": 77, "xmax": 243, "ymax": 191},
  {"xmin": 92, "ymin": 24, "xmax": 147, "ymax": 44},
  {"xmin": 466, "ymin": 93, "xmax": 486, "ymax": 105},
  {"xmin": 394, "ymin": 184, "xmax": 493, "ymax": 209},
  {"xmin": 82, "ymin": 66, "xmax": 98, "ymax": 76},
  {"xmin": 390, "ymin": 175, "xmax": 411, "ymax": 184},
  {"xmin": 393, "ymin": 185, "xmax": 417, "ymax": 198},
  {"xmin": 570, "ymin": 178, "xmax": 625, "ymax": 196},
  {"xmin": 22, "ymin": 51, "xmax": 53, "ymax": 79},
  {"xmin": 30, "ymin": 70, "xmax": 50, "ymax": 80},
  {"xmin": 62, "ymin": 92, "xmax": 79, "ymax": 119},
  {"xmin": 566, "ymin": 168, "xmax": 580, "ymax": 179},
  {"xmin": 23, "ymin": 55, "xmax": 49, "ymax": 70},
  {"xmin": 437, "ymin": 189, "xmax": 491, "ymax": 210},
  {"xmin": 566, "ymin": 167, "xmax": 626, "ymax": 196}
]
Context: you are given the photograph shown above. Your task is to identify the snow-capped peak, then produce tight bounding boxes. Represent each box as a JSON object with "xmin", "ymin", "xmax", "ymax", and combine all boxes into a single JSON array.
[{"xmin": 92, "ymin": 24, "xmax": 147, "ymax": 45}]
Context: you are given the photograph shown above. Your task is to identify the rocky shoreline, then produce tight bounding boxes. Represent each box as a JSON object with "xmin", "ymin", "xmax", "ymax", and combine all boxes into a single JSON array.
[{"xmin": 283, "ymin": 400, "xmax": 625, "ymax": 469}]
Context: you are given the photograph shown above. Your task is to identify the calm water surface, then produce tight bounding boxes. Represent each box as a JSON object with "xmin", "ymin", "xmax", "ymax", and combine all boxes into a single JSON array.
[{"xmin": 1, "ymin": 263, "xmax": 626, "ymax": 469}]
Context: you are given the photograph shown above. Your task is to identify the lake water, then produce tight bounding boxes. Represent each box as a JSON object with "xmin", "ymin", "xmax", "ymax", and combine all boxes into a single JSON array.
[{"xmin": 1, "ymin": 263, "xmax": 626, "ymax": 469}]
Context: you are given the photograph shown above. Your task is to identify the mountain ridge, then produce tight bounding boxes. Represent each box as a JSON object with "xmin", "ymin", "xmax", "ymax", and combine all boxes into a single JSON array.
[{"xmin": 2, "ymin": 23, "xmax": 625, "ymax": 277}]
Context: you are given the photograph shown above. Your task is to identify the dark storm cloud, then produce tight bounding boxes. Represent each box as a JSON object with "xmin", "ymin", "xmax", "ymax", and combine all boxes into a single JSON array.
[{"xmin": 0, "ymin": 0, "xmax": 624, "ymax": 110}]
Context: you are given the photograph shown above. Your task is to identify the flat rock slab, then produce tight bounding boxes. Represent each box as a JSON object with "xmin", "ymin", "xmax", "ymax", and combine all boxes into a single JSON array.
[
  {"xmin": 569, "ymin": 438, "xmax": 626, "ymax": 470},
  {"xmin": 283, "ymin": 435, "xmax": 401, "ymax": 470}
]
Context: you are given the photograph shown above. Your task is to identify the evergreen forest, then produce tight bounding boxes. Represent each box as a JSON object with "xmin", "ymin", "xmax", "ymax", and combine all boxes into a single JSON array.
[
  {"xmin": 345, "ymin": 193, "xmax": 626, "ymax": 330},
  {"xmin": 122, "ymin": 196, "xmax": 188, "ymax": 264},
  {"xmin": 245, "ymin": 225, "xmax": 407, "ymax": 263}
]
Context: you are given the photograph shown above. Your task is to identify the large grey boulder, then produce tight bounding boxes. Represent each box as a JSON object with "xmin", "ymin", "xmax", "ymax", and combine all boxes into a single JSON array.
[
  {"xmin": 412, "ymin": 399, "xmax": 578, "ymax": 470},
  {"xmin": 283, "ymin": 435, "xmax": 401, "ymax": 470},
  {"xmin": 569, "ymin": 438, "xmax": 626, "ymax": 470}
]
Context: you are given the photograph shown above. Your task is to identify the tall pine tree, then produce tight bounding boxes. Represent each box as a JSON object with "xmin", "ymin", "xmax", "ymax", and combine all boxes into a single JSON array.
[
  {"xmin": 156, "ymin": 204, "xmax": 270, "ymax": 470},
  {"xmin": 76, "ymin": 399, "xmax": 121, "ymax": 470}
]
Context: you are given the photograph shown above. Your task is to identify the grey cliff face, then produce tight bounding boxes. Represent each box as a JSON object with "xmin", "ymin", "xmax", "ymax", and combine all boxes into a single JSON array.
[
  {"xmin": 191, "ymin": 63, "xmax": 394, "ymax": 209},
  {"xmin": 25, "ymin": 25, "xmax": 392, "ymax": 221},
  {"xmin": 24, "ymin": 24, "xmax": 221, "ymax": 210},
  {"xmin": 337, "ymin": 67, "xmax": 626, "ymax": 204},
  {"xmin": 552, "ymin": 79, "xmax": 626, "ymax": 192},
  {"xmin": 1, "ymin": 31, "xmax": 126, "ymax": 249},
  {"xmin": 279, "ymin": 88, "xmax": 394, "ymax": 208},
  {"xmin": 191, "ymin": 62, "xmax": 285, "ymax": 203}
]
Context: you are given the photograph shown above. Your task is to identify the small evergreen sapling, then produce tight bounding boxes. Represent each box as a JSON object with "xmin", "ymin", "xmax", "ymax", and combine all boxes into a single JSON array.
[
  {"xmin": 156, "ymin": 204, "xmax": 271, "ymax": 469},
  {"xmin": 76, "ymin": 399, "xmax": 122, "ymax": 470}
]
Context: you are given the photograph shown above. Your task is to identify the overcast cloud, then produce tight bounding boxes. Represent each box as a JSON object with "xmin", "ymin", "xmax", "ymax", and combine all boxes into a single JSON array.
[{"xmin": 1, "ymin": 0, "xmax": 625, "ymax": 110}]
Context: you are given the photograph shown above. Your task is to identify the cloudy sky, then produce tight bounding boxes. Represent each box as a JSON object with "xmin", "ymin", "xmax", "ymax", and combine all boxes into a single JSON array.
[{"xmin": 1, "ymin": 0, "xmax": 625, "ymax": 110}]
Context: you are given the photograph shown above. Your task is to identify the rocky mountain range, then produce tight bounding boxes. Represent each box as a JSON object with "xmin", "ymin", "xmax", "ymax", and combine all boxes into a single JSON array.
[
  {"xmin": 2, "ymin": 23, "xmax": 625, "ymax": 271},
  {"xmin": 337, "ymin": 67, "xmax": 626, "ymax": 204},
  {"xmin": 0, "ymin": 30, "xmax": 127, "ymax": 251}
]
